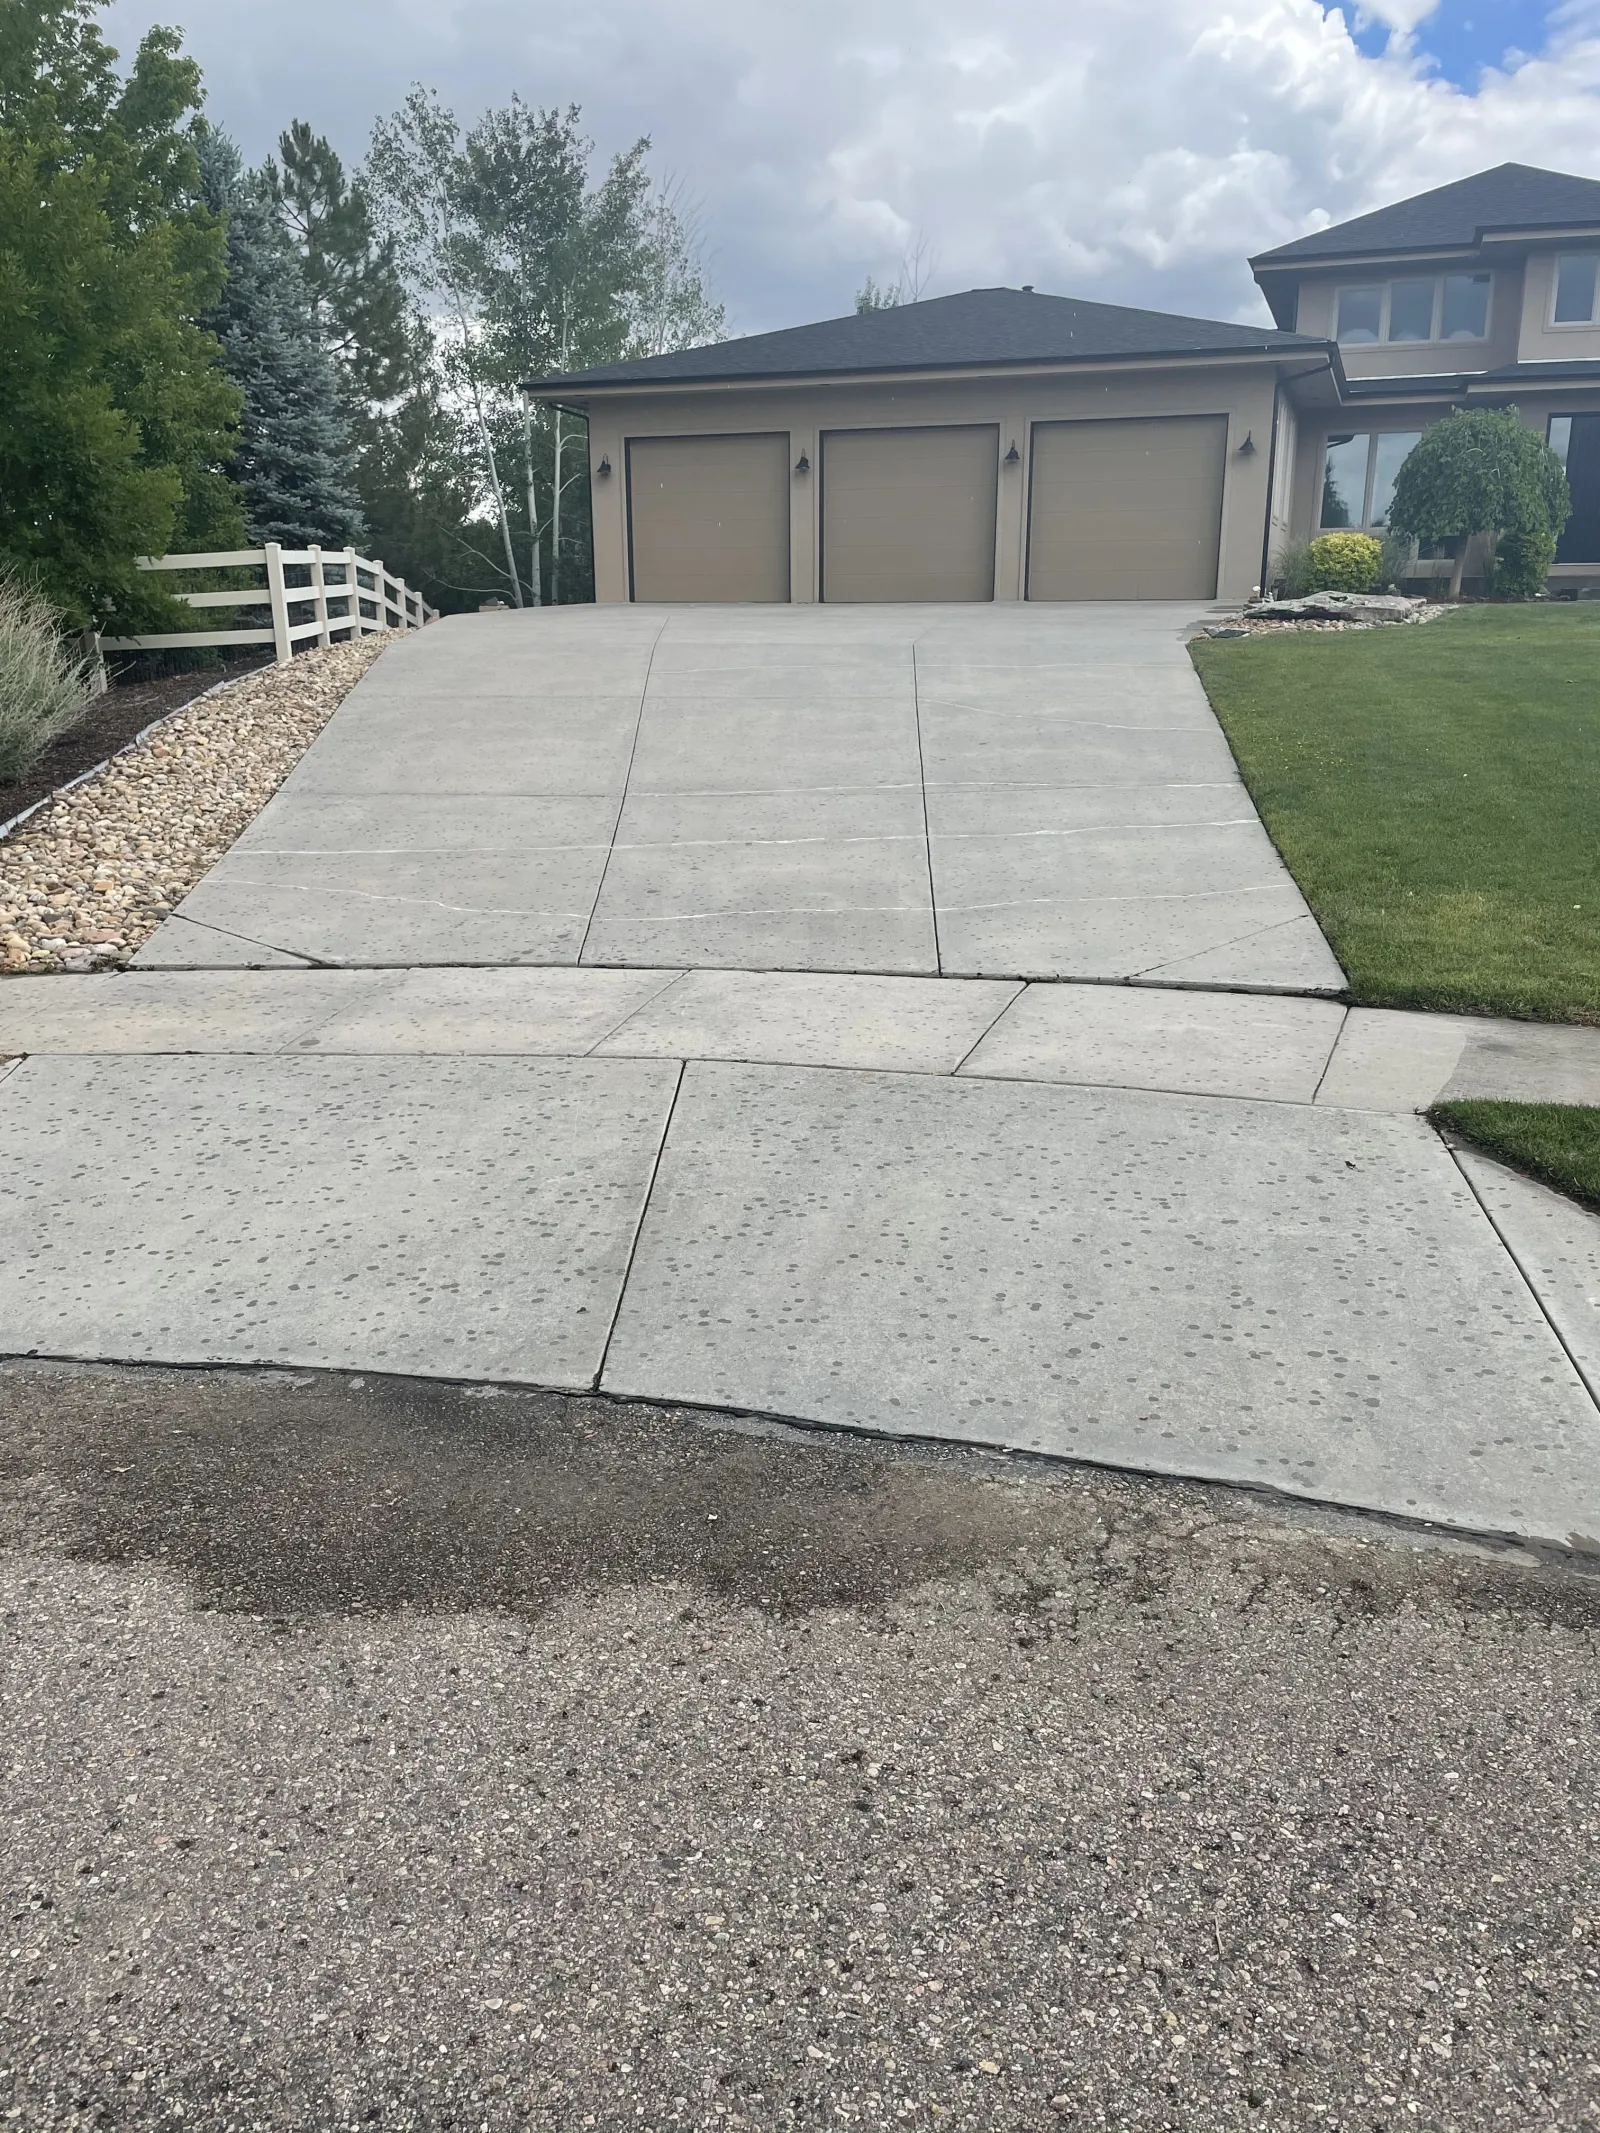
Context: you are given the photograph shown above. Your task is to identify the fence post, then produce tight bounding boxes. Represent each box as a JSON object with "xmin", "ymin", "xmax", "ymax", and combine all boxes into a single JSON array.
[
  {"xmin": 308, "ymin": 545, "xmax": 330, "ymax": 648},
  {"xmin": 264, "ymin": 542, "xmax": 292, "ymax": 666},
  {"xmin": 372, "ymin": 559, "xmax": 389, "ymax": 631},
  {"xmin": 343, "ymin": 547, "xmax": 359, "ymax": 639}
]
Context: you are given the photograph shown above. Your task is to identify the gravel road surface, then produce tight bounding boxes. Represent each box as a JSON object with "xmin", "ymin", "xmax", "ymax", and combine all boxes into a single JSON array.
[{"xmin": 1, "ymin": 1361, "xmax": 1597, "ymax": 2130}]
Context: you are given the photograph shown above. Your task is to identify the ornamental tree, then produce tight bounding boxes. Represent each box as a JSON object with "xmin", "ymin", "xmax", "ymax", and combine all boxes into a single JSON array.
[{"xmin": 1387, "ymin": 406, "xmax": 1570, "ymax": 600}]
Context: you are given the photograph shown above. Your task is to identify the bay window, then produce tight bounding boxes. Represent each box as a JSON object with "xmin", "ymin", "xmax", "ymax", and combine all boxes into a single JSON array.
[{"xmin": 1335, "ymin": 274, "xmax": 1491, "ymax": 345}]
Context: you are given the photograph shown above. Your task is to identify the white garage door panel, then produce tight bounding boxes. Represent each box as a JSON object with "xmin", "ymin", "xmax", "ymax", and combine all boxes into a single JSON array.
[
  {"xmin": 822, "ymin": 426, "xmax": 998, "ymax": 603},
  {"xmin": 1027, "ymin": 416, "xmax": 1227, "ymax": 601},
  {"xmin": 628, "ymin": 433, "xmax": 790, "ymax": 603}
]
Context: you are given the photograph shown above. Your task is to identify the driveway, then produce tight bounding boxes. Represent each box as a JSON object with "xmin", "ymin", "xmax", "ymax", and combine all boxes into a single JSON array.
[{"xmin": 133, "ymin": 604, "xmax": 1343, "ymax": 991}]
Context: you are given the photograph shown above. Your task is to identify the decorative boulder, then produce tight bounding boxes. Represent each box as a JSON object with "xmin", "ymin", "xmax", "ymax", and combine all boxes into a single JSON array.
[{"xmin": 1243, "ymin": 591, "xmax": 1428, "ymax": 624}]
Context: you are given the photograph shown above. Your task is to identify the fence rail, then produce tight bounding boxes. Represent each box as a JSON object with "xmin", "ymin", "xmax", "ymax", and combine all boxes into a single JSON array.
[{"xmin": 99, "ymin": 544, "xmax": 437, "ymax": 665}]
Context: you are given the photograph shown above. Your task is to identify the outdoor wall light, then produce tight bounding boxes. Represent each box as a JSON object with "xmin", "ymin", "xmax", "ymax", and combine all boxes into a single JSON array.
[
  {"xmin": 1004, "ymin": 440, "xmax": 1021, "ymax": 465},
  {"xmin": 794, "ymin": 450, "xmax": 811, "ymax": 474},
  {"xmin": 596, "ymin": 454, "xmax": 612, "ymax": 477},
  {"xmin": 1236, "ymin": 432, "xmax": 1256, "ymax": 456}
]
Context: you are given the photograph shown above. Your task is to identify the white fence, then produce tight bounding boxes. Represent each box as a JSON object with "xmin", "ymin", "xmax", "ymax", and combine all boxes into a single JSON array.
[{"xmin": 99, "ymin": 544, "xmax": 437, "ymax": 666}]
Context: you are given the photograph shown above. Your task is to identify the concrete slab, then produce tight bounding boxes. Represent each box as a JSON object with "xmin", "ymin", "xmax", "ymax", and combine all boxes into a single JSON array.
[
  {"xmin": 278, "ymin": 698, "xmax": 642, "ymax": 798},
  {"xmin": 1316, "ymin": 1008, "xmax": 1474, "ymax": 1112},
  {"xmin": 602, "ymin": 1063, "xmax": 1600, "ymax": 1546},
  {"xmin": 627, "ymin": 702, "xmax": 919, "ymax": 797},
  {"xmin": 131, "ymin": 913, "xmax": 313, "ymax": 969},
  {"xmin": 1446, "ymin": 1020, "xmax": 1600, "ymax": 1107},
  {"xmin": 0, "ymin": 1053, "xmax": 679, "ymax": 1387},
  {"xmin": 170, "ymin": 795, "xmax": 619, "ymax": 966},
  {"xmin": 1454, "ymin": 1149, "xmax": 1600, "ymax": 1403},
  {"xmin": 918, "ymin": 709, "xmax": 1244, "ymax": 792},
  {"xmin": 595, "ymin": 968, "xmax": 1020, "ymax": 1073},
  {"xmin": 301, "ymin": 966, "xmax": 683, "ymax": 1054},
  {"xmin": 1136, "ymin": 914, "xmax": 1348, "ymax": 994},
  {"xmin": 960, "ymin": 983, "xmax": 1345, "ymax": 1102},
  {"xmin": 0, "ymin": 970, "xmax": 381, "ymax": 1055}
]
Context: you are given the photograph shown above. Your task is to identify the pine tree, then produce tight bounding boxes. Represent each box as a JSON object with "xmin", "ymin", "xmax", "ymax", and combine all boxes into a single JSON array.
[{"xmin": 195, "ymin": 126, "xmax": 365, "ymax": 550}]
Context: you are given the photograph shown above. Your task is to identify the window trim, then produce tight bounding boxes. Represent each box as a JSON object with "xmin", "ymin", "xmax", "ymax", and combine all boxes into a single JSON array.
[
  {"xmin": 1333, "ymin": 272, "xmax": 1493, "ymax": 348},
  {"xmin": 1548, "ymin": 252, "xmax": 1600, "ymax": 330},
  {"xmin": 1317, "ymin": 429, "xmax": 1424, "ymax": 532}
]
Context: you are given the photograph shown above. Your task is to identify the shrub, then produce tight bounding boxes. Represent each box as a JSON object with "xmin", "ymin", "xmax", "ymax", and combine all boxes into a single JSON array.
[
  {"xmin": 1271, "ymin": 540, "xmax": 1314, "ymax": 597},
  {"xmin": 1304, "ymin": 531, "xmax": 1384, "ymax": 592},
  {"xmin": 1378, "ymin": 530, "xmax": 1418, "ymax": 589},
  {"xmin": 1388, "ymin": 406, "xmax": 1569, "ymax": 599},
  {"xmin": 0, "ymin": 578, "xmax": 96, "ymax": 786},
  {"xmin": 1491, "ymin": 526, "xmax": 1557, "ymax": 600}
]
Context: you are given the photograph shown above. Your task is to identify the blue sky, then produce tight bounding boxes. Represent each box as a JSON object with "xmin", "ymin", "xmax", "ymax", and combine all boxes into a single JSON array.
[{"xmin": 103, "ymin": 0, "xmax": 1600, "ymax": 333}]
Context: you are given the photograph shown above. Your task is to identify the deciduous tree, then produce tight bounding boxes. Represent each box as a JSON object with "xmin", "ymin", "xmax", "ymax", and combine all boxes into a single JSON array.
[{"xmin": 1388, "ymin": 407, "xmax": 1570, "ymax": 600}]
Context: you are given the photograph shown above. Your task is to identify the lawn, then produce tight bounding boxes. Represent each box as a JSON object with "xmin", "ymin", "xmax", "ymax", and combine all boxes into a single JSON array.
[
  {"xmin": 1431, "ymin": 1100, "xmax": 1600, "ymax": 1214},
  {"xmin": 1190, "ymin": 605, "xmax": 1600, "ymax": 1023}
]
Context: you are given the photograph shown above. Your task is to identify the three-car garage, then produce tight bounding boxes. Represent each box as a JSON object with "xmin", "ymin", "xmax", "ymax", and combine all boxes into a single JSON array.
[{"xmin": 623, "ymin": 414, "xmax": 1229, "ymax": 604}]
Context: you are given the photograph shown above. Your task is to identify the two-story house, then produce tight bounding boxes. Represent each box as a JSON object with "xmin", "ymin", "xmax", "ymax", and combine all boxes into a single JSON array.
[{"xmin": 528, "ymin": 162, "xmax": 1600, "ymax": 605}]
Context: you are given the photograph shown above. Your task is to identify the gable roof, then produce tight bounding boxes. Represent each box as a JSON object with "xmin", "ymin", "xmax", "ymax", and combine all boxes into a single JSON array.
[
  {"xmin": 527, "ymin": 285, "xmax": 1324, "ymax": 394},
  {"xmin": 1251, "ymin": 162, "xmax": 1600, "ymax": 269}
]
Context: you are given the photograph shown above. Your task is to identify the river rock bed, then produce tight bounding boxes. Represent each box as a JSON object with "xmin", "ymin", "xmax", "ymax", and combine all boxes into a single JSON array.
[{"xmin": 0, "ymin": 638, "xmax": 386, "ymax": 975}]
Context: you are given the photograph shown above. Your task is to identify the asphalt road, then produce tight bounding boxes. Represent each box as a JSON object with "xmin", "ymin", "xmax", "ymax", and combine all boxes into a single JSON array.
[{"xmin": 1, "ymin": 1360, "xmax": 1597, "ymax": 2131}]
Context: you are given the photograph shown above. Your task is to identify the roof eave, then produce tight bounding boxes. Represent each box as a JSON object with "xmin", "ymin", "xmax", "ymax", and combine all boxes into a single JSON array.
[
  {"xmin": 1251, "ymin": 213, "xmax": 1600, "ymax": 275},
  {"xmin": 523, "ymin": 338, "xmax": 1327, "ymax": 398}
]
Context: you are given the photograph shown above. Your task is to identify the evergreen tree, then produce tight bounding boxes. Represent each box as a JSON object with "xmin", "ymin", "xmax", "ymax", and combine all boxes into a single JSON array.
[{"xmin": 196, "ymin": 125, "xmax": 365, "ymax": 550}]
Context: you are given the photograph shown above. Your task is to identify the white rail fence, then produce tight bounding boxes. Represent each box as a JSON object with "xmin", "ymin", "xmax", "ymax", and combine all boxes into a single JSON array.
[{"xmin": 99, "ymin": 544, "xmax": 437, "ymax": 667}]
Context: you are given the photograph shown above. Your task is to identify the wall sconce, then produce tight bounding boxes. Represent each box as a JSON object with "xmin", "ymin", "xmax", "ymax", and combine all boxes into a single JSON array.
[
  {"xmin": 1004, "ymin": 440, "xmax": 1021, "ymax": 465},
  {"xmin": 1236, "ymin": 432, "xmax": 1256, "ymax": 456},
  {"xmin": 794, "ymin": 451, "xmax": 810, "ymax": 475},
  {"xmin": 595, "ymin": 454, "xmax": 612, "ymax": 478}
]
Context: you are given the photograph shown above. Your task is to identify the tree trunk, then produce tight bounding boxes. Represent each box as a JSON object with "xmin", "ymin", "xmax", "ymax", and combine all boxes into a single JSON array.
[
  {"xmin": 522, "ymin": 397, "xmax": 542, "ymax": 607},
  {"xmin": 551, "ymin": 407, "xmax": 563, "ymax": 606},
  {"xmin": 1448, "ymin": 535, "xmax": 1469, "ymax": 602}
]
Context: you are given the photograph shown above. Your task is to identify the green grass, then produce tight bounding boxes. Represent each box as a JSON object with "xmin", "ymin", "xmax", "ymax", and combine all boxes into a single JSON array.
[
  {"xmin": 1430, "ymin": 1100, "xmax": 1600, "ymax": 1214},
  {"xmin": 1190, "ymin": 604, "xmax": 1600, "ymax": 1023}
]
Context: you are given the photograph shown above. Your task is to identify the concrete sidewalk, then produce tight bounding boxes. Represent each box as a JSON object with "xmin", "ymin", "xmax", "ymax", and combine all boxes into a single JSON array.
[
  {"xmin": 2, "ymin": 966, "xmax": 1598, "ymax": 1549},
  {"xmin": 129, "ymin": 605, "xmax": 1344, "ymax": 991}
]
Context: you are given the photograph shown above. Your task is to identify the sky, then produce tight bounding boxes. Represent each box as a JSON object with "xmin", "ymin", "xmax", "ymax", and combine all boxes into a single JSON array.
[{"xmin": 102, "ymin": 0, "xmax": 1600, "ymax": 335}]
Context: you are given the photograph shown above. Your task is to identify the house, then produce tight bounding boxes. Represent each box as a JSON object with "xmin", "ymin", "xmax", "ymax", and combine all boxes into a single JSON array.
[{"xmin": 525, "ymin": 162, "xmax": 1600, "ymax": 605}]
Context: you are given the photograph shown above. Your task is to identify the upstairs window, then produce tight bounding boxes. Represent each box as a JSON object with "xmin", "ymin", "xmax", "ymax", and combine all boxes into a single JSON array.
[
  {"xmin": 1320, "ymin": 431, "xmax": 1424, "ymax": 529},
  {"xmin": 1553, "ymin": 253, "xmax": 1599, "ymax": 325},
  {"xmin": 1335, "ymin": 274, "xmax": 1491, "ymax": 345}
]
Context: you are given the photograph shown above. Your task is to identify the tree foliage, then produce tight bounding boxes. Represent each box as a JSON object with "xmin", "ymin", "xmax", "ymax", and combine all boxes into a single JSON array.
[
  {"xmin": 0, "ymin": 0, "xmax": 242, "ymax": 626},
  {"xmin": 1388, "ymin": 408, "xmax": 1570, "ymax": 599},
  {"xmin": 196, "ymin": 126, "xmax": 364, "ymax": 549},
  {"xmin": 363, "ymin": 90, "xmax": 724, "ymax": 608}
]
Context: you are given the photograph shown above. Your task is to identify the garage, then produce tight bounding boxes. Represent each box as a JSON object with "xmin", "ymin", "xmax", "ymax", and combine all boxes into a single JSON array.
[
  {"xmin": 627, "ymin": 433, "xmax": 790, "ymax": 602},
  {"xmin": 1027, "ymin": 415, "xmax": 1227, "ymax": 600},
  {"xmin": 821, "ymin": 425, "xmax": 998, "ymax": 602}
]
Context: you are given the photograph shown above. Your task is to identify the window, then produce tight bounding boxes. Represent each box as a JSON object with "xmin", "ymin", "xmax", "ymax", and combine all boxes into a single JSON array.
[
  {"xmin": 1336, "ymin": 287, "xmax": 1383, "ymax": 343},
  {"xmin": 1553, "ymin": 253, "xmax": 1599, "ymax": 326},
  {"xmin": 1319, "ymin": 431, "xmax": 1423, "ymax": 529},
  {"xmin": 1549, "ymin": 414, "xmax": 1600, "ymax": 562},
  {"xmin": 1334, "ymin": 274, "xmax": 1491, "ymax": 345}
]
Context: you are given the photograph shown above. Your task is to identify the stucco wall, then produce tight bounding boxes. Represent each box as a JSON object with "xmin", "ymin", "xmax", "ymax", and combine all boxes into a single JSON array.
[
  {"xmin": 1291, "ymin": 261, "xmax": 1523, "ymax": 378},
  {"xmin": 1517, "ymin": 251, "xmax": 1600, "ymax": 364},
  {"xmin": 578, "ymin": 361, "xmax": 1281, "ymax": 605}
]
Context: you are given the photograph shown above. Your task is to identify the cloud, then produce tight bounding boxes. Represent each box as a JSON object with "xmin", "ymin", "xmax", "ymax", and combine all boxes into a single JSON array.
[{"xmin": 104, "ymin": 0, "xmax": 1600, "ymax": 330}]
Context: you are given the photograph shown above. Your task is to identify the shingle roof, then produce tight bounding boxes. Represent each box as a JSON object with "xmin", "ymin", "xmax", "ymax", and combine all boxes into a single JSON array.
[
  {"xmin": 1251, "ymin": 163, "xmax": 1600, "ymax": 269},
  {"xmin": 526, "ymin": 286, "xmax": 1324, "ymax": 392}
]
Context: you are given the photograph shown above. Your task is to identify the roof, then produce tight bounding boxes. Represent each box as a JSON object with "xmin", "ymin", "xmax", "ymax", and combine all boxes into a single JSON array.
[
  {"xmin": 1251, "ymin": 163, "xmax": 1600, "ymax": 270},
  {"xmin": 526, "ymin": 286, "xmax": 1326, "ymax": 393},
  {"xmin": 1341, "ymin": 356, "xmax": 1600, "ymax": 400}
]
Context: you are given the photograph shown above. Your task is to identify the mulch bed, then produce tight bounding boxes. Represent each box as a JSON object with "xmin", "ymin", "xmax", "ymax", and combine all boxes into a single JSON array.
[{"xmin": 0, "ymin": 655, "xmax": 272, "ymax": 830}]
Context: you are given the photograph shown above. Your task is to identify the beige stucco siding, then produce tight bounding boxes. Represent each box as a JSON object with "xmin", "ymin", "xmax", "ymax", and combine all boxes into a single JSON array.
[
  {"xmin": 1292, "ymin": 261, "xmax": 1523, "ymax": 379},
  {"xmin": 1517, "ymin": 251, "xmax": 1600, "ymax": 364},
  {"xmin": 578, "ymin": 361, "xmax": 1279, "ymax": 604}
]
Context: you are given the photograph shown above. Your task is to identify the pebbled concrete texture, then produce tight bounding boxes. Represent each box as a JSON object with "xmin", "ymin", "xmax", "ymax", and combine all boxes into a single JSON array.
[
  {"xmin": 602, "ymin": 1062, "xmax": 1600, "ymax": 1546},
  {"xmin": 1454, "ymin": 1148, "xmax": 1600, "ymax": 1400},
  {"xmin": 132, "ymin": 605, "xmax": 1344, "ymax": 988},
  {"xmin": 0, "ymin": 1053, "xmax": 679, "ymax": 1387}
]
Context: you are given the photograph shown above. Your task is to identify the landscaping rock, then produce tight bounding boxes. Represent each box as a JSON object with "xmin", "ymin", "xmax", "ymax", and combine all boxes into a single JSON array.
[
  {"xmin": 0, "ymin": 638, "xmax": 387, "ymax": 976},
  {"xmin": 1245, "ymin": 591, "xmax": 1429, "ymax": 623}
]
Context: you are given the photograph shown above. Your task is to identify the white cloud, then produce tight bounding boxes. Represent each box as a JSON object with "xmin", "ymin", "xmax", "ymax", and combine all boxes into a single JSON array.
[{"xmin": 104, "ymin": 0, "xmax": 1600, "ymax": 330}]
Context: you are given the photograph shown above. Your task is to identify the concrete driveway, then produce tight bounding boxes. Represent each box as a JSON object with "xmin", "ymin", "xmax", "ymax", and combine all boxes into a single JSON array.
[{"xmin": 135, "ymin": 605, "xmax": 1344, "ymax": 991}]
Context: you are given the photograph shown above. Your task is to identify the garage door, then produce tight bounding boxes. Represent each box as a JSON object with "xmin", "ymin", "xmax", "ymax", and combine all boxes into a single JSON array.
[
  {"xmin": 1027, "ymin": 415, "xmax": 1227, "ymax": 600},
  {"xmin": 821, "ymin": 426, "xmax": 998, "ymax": 602},
  {"xmin": 627, "ymin": 433, "xmax": 790, "ymax": 602}
]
